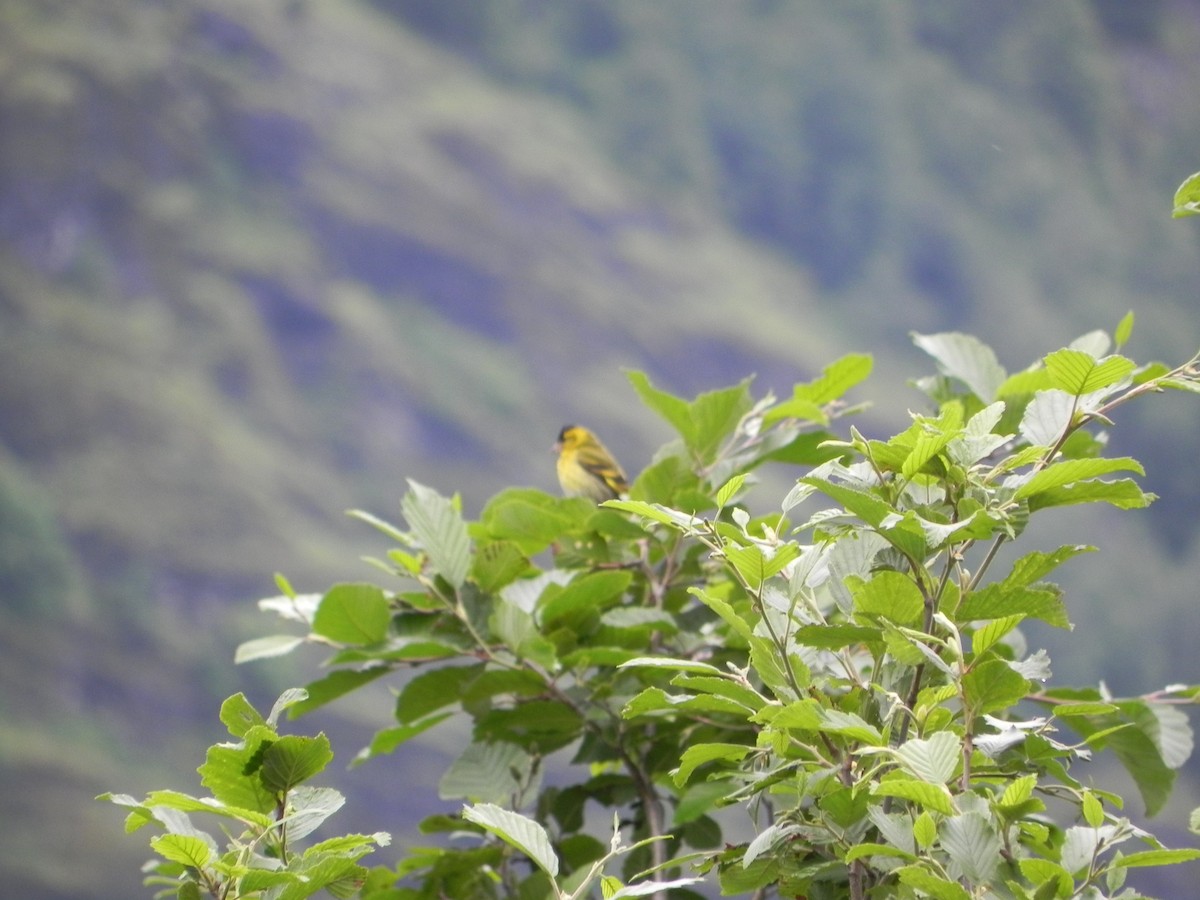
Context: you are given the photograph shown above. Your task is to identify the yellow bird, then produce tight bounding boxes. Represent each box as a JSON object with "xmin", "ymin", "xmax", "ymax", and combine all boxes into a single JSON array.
[{"xmin": 554, "ymin": 425, "xmax": 629, "ymax": 502}]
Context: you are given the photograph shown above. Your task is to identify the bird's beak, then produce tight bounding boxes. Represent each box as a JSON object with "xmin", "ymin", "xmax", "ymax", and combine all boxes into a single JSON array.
[{"xmin": 552, "ymin": 441, "xmax": 562, "ymax": 455}]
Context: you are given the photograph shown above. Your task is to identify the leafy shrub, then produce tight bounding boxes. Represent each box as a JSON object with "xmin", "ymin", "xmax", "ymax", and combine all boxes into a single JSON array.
[{"xmin": 105, "ymin": 318, "xmax": 1200, "ymax": 899}]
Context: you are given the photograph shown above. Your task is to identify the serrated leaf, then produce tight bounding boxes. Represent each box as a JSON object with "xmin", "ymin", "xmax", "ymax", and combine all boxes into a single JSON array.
[
  {"xmin": 902, "ymin": 404, "xmax": 963, "ymax": 478},
  {"xmin": 1114, "ymin": 311, "xmax": 1135, "ymax": 347},
  {"xmin": 199, "ymin": 727, "xmax": 278, "ymax": 813},
  {"xmin": 150, "ymin": 834, "xmax": 214, "ymax": 869},
  {"xmin": 1134, "ymin": 701, "xmax": 1194, "ymax": 769},
  {"xmin": 626, "ymin": 370, "xmax": 752, "ymax": 464},
  {"xmin": 970, "ymin": 614, "xmax": 1025, "ymax": 657},
  {"xmin": 1014, "ymin": 458, "xmax": 1143, "ymax": 500},
  {"xmin": 618, "ymin": 657, "xmax": 722, "ymax": 674},
  {"xmin": 941, "ymin": 812, "xmax": 1001, "ymax": 884},
  {"xmin": 260, "ymin": 733, "xmax": 334, "ymax": 793},
  {"xmin": 235, "ymin": 635, "xmax": 306, "ymax": 664},
  {"xmin": 356, "ymin": 713, "xmax": 452, "ymax": 765},
  {"xmin": 440, "ymin": 742, "xmax": 532, "ymax": 804},
  {"xmin": 716, "ymin": 474, "xmax": 748, "ymax": 508},
  {"xmin": 284, "ymin": 785, "xmax": 345, "ymax": 841},
  {"xmin": 1044, "ymin": 349, "xmax": 1135, "ymax": 396},
  {"xmin": 402, "ymin": 480, "xmax": 471, "ymax": 588},
  {"xmin": 539, "ymin": 570, "xmax": 632, "ymax": 625},
  {"xmin": 395, "ymin": 664, "xmax": 481, "ymax": 724},
  {"xmin": 873, "ymin": 778, "xmax": 955, "ymax": 815},
  {"xmin": 1027, "ymin": 478, "xmax": 1154, "ymax": 511},
  {"xmin": 848, "ymin": 571, "xmax": 924, "ymax": 626},
  {"xmin": 608, "ymin": 876, "xmax": 707, "ymax": 898},
  {"xmin": 913, "ymin": 332, "xmax": 1007, "ymax": 402},
  {"xmin": 893, "ymin": 731, "xmax": 960, "ymax": 784},
  {"xmin": 724, "ymin": 542, "xmax": 799, "ymax": 589},
  {"xmin": 288, "ymin": 668, "xmax": 389, "ymax": 718},
  {"xmin": 963, "ymin": 659, "xmax": 1030, "ymax": 717},
  {"xmin": 1116, "ymin": 848, "xmax": 1200, "ymax": 867},
  {"xmin": 1018, "ymin": 389, "xmax": 1076, "ymax": 446},
  {"xmin": 957, "ymin": 584, "xmax": 1069, "ymax": 629},
  {"xmin": 462, "ymin": 803, "xmax": 558, "ymax": 878},
  {"xmin": 312, "ymin": 583, "xmax": 391, "ymax": 645},
  {"xmin": 1173, "ymin": 171, "xmax": 1200, "ymax": 217},
  {"xmin": 999, "ymin": 773, "xmax": 1037, "ymax": 807},
  {"xmin": 220, "ymin": 693, "xmax": 266, "ymax": 738},
  {"xmin": 895, "ymin": 866, "xmax": 972, "ymax": 900},
  {"xmin": 1082, "ymin": 790, "xmax": 1104, "ymax": 828},
  {"xmin": 690, "ymin": 587, "xmax": 754, "ymax": 642},
  {"xmin": 913, "ymin": 811, "xmax": 937, "ymax": 849},
  {"xmin": 672, "ymin": 743, "xmax": 752, "ymax": 787},
  {"xmin": 818, "ymin": 708, "xmax": 882, "ymax": 744},
  {"xmin": 844, "ymin": 842, "xmax": 916, "ymax": 863}
]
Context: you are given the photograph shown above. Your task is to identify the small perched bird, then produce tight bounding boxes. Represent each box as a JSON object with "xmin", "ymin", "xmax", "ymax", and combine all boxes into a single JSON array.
[{"xmin": 554, "ymin": 424, "xmax": 629, "ymax": 502}]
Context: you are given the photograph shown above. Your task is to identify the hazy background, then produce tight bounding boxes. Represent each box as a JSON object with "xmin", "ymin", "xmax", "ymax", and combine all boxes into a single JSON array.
[{"xmin": 4, "ymin": 1, "xmax": 1200, "ymax": 897}]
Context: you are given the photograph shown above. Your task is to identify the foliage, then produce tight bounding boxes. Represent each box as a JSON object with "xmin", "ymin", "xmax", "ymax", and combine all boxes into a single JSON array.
[
  {"xmin": 99, "ymin": 690, "xmax": 390, "ymax": 900},
  {"xmin": 106, "ymin": 319, "xmax": 1200, "ymax": 898}
]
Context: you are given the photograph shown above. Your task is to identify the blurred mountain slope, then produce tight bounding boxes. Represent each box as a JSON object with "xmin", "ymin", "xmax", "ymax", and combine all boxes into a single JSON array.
[{"xmin": 3, "ymin": 2, "xmax": 1200, "ymax": 898}]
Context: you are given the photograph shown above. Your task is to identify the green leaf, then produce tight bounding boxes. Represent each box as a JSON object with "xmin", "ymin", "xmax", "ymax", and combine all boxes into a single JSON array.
[
  {"xmin": 893, "ymin": 731, "xmax": 960, "ymax": 784},
  {"xmin": 690, "ymin": 587, "xmax": 754, "ymax": 642},
  {"xmin": 902, "ymin": 404, "xmax": 963, "ymax": 479},
  {"xmin": 672, "ymin": 743, "xmax": 752, "ymax": 787},
  {"xmin": 970, "ymin": 614, "xmax": 1025, "ymax": 657},
  {"xmin": 848, "ymin": 571, "xmax": 924, "ymax": 626},
  {"xmin": 940, "ymin": 812, "xmax": 1001, "ymax": 884},
  {"xmin": 626, "ymin": 370, "xmax": 752, "ymax": 464},
  {"xmin": 1043, "ymin": 349, "xmax": 1135, "ymax": 396},
  {"xmin": 872, "ymin": 778, "xmax": 955, "ymax": 815},
  {"xmin": 479, "ymin": 489, "xmax": 590, "ymax": 553},
  {"xmin": 794, "ymin": 623, "xmax": 882, "ymax": 650},
  {"xmin": 539, "ymin": 570, "xmax": 632, "ymax": 626},
  {"xmin": 285, "ymin": 785, "xmax": 346, "ymax": 841},
  {"xmin": 1026, "ymin": 478, "xmax": 1154, "ymax": 511},
  {"xmin": 818, "ymin": 708, "xmax": 882, "ymax": 744},
  {"xmin": 395, "ymin": 665, "xmax": 482, "ymax": 724},
  {"xmin": 462, "ymin": 803, "xmax": 559, "ymax": 878},
  {"xmin": 491, "ymin": 597, "xmax": 557, "ymax": 668},
  {"xmin": 1172, "ymin": 171, "xmax": 1200, "ymax": 218},
  {"xmin": 235, "ymin": 635, "xmax": 306, "ymax": 664},
  {"xmin": 440, "ymin": 742, "xmax": 533, "ymax": 804},
  {"xmin": 913, "ymin": 811, "xmax": 937, "ymax": 850},
  {"xmin": 402, "ymin": 480, "xmax": 471, "ymax": 588},
  {"xmin": 288, "ymin": 668, "xmax": 389, "ymax": 717},
  {"xmin": 1116, "ymin": 848, "xmax": 1200, "ymax": 867},
  {"xmin": 471, "ymin": 540, "xmax": 529, "ymax": 592},
  {"xmin": 1114, "ymin": 311, "xmax": 1135, "ymax": 348},
  {"xmin": 844, "ymin": 842, "xmax": 916, "ymax": 863},
  {"xmin": 312, "ymin": 583, "xmax": 391, "ymax": 645},
  {"xmin": 198, "ymin": 726, "xmax": 277, "ymax": 813},
  {"xmin": 1014, "ymin": 457, "xmax": 1144, "ymax": 501},
  {"xmin": 716, "ymin": 473, "xmax": 749, "ymax": 508},
  {"xmin": 957, "ymin": 583, "xmax": 1069, "ymax": 629},
  {"xmin": 260, "ymin": 733, "xmax": 334, "ymax": 793},
  {"xmin": 219, "ymin": 693, "xmax": 266, "ymax": 738},
  {"xmin": 618, "ymin": 657, "xmax": 723, "ymax": 675},
  {"xmin": 150, "ymin": 834, "xmax": 213, "ymax": 869},
  {"xmin": 895, "ymin": 865, "xmax": 972, "ymax": 900},
  {"xmin": 963, "ymin": 660, "xmax": 1030, "ymax": 717},
  {"xmin": 913, "ymin": 332, "xmax": 1007, "ymax": 402},
  {"xmin": 1005, "ymin": 545, "xmax": 1095, "ymax": 587},
  {"xmin": 766, "ymin": 353, "xmax": 873, "ymax": 423},
  {"xmin": 724, "ymin": 542, "xmax": 799, "ymax": 590},
  {"xmin": 673, "ymin": 674, "xmax": 765, "ymax": 713},
  {"xmin": 356, "ymin": 713, "xmax": 452, "ymax": 764}
]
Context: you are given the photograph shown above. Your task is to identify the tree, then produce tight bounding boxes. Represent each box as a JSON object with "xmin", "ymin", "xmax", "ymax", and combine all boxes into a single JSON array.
[{"xmin": 103, "ymin": 318, "xmax": 1200, "ymax": 899}]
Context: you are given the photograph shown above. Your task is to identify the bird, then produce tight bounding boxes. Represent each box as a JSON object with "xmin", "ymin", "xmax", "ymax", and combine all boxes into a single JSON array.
[{"xmin": 554, "ymin": 424, "xmax": 629, "ymax": 502}]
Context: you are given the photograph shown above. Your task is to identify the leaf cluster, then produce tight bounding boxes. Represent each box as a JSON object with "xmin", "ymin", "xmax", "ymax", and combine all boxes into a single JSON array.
[{"xmin": 117, "ymin": 320, "xmax": 1200, "ymax": 899}]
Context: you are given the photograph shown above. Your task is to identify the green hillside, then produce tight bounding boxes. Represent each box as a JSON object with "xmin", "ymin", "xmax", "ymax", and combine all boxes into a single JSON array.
[{"xmin": 3, "ymin": 1, "xmax": 1200, "ymax": 897}]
